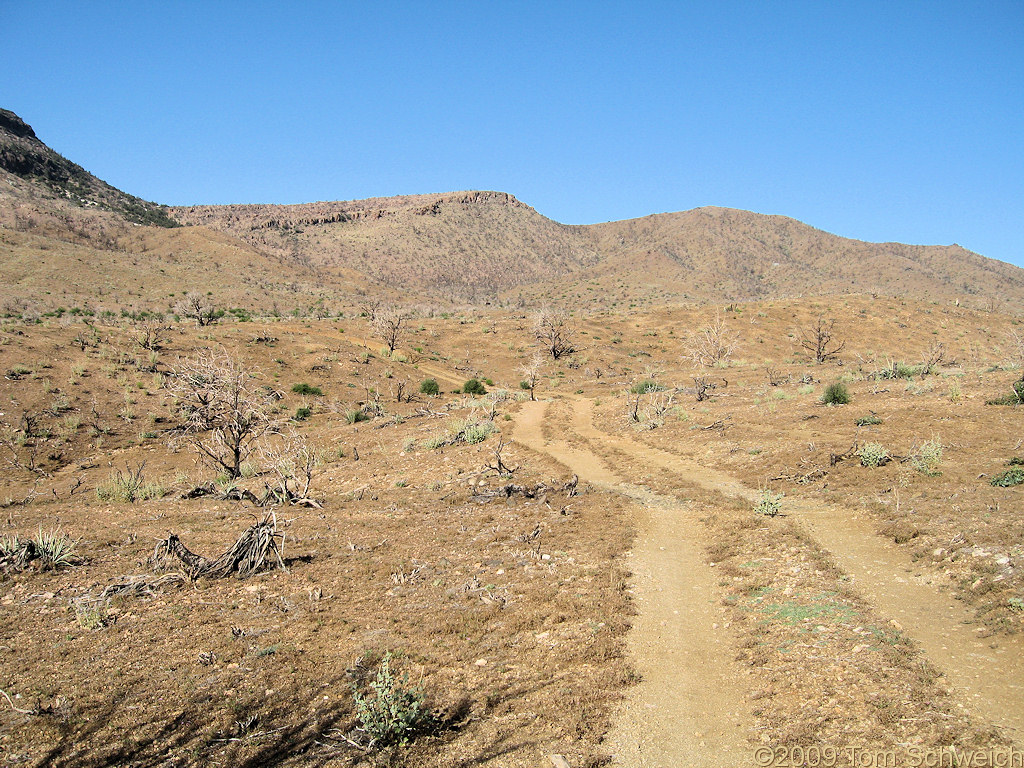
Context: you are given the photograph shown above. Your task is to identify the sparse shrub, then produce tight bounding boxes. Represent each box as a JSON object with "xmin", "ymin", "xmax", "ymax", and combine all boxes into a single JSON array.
[
  {"xmin": 948, "ymin": 381, "xmax": 963, "ymax": 404},
  {"xmin": 420, "ymin": 434, "xmax": 447, "ymax": 450},
  {"xmin": 76, "ymin": 604, "xmax": 108, "ymax": 630},
  {"xmin": 990, "ymin": 468, "xmax": 1024, "ymax": 487},
  {"xmin": 855, "ymin": 414, "xmax": 882, "ymax": 426},
  {"xmin": 756, "ymin": 487, "xmax": 784, "ymax": 517},
  {"xmin": 801, "ymin": 317, "xmax": 845, "ymax": 363},
  {"xmin": 534, "ymin": 307, "xmax": 578, "ymax": 360},
  {"xmin": 352, "ymin": 653, "xmax": 436, "ymax": 748},
  {"xmin": 168, "ymin": 350, "xmax": 278, "ymax": 479},
  {"xmin": 345, "ymin": 409, "xmax": 369, "ymax": 424},
  {"xmin": 858, "ymin": 442, "xmax": 889, "ymax": 468},
  {"xmin": 821, "ymin": 382, "xmax": 850, "ymax": 405},
  {"xmin": 292, "ymin": 383, "xmax": 323, "ymax": 396},
  {"xmin": 463, "ymin": 379, "xmax": 487, "ymax": 395},
  {"xmin": 419, "ymin": 379, "xmax": 439, "ymax": 396},
  {"xmin": 462, "ymin": 421, "xmax": 495, "ymax": 444},
  {"xmin": 0, "ymin": 528, "xmax": 79, "ymax": 571},
  {"xmin": 629, "ymin": 379, "xmax": 664, "ymax": 394},
  {"xmin": 96, "ymin": 464, "xmax": 166, "ymax": 502},
  {"xmin": 685, "ymin": 312, "xmax": 738, "ymax": 367},
  {"xmin": 910, "ymin": 439, "xmax": 943, "ymax": 476}
]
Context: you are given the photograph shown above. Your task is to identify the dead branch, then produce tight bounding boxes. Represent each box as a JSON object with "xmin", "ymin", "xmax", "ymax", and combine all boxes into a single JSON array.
[{"xmin": 152, "ymin": 514, "xmax": 286, "ymax": 579}]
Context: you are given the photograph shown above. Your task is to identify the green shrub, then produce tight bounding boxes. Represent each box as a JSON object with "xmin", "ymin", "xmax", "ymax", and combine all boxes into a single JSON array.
[
  {"xmin": 990, "ymin": 468, "xmax": 1024, "ymax": 487},
  {"xmin": 873, "ymin": 361, "xmax": 920, "ymax": 380},
  {"xmin": 294, "ymin": 406, "xmax": 312, "ymax": 421},
  {"xmin": 96, "ymin": 466, "xmax": 165, "ymax": 502},
  {"xmin": 855, "ymin": 414, "xmax": 882, "ymax": 426},
  {"xmin": 462, "ymin": 420, "xmax": 495, "ymax": 444},
  {"xmin": 629, "ymin": 379, "xmax": 664, "ymax": 394},
  {"xmin": 345, "ymin": 409, "xmax": 369, "ymax": 424},
  {"xmin": 821, "ymin": 382, "xmax": 850, "ymax": 405},
  {"xmin": 987, "ymin": 379, "xmax": 1024, "ymax": 406},
  {"xmin": 420, "ymin": 434, "xmax": 447, "ymax": 450},
  {"xmin": 756, "ymin": 487, "xmax": 784, "ymax": 517},
  {"xmin": 291, "ymin": 383, "xmax": 323, "ymax": 396},
  {"xmin": 462, "ymin": 379, "xmax": 487, "ymax": 395},
  {"xmin": 419, "ymin": 379, "xmax": 440, "ymax": 396},
  {"xmin": 910, "ymin": 439, "xmax": 943, "ymax": 475},
  {"xmin": 858, "ymin": 443, "xmax": 889, "ymax": 468},
  {"xmin": 352, "ymin": 653, "xmax": 436, "ymax": 748}
]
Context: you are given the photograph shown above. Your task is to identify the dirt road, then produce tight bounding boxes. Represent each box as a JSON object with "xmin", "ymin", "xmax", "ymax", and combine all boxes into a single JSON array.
[
  {"xmin": 515, "ymin": 399, "xmax": 757, "ymax": 767},
  {"xmin": 514, "ymin": 396, "xmax": 1024, "ymax": 764}
]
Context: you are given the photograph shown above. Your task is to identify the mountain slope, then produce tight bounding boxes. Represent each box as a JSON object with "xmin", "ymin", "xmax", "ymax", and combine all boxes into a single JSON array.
[
  {"xmin": 0, "ymin": 109, "xmax": 177, "ymax": 227},
  {"xmin": 2, "ymin": 107, "xmax": 1023, "ymax": 312},
  {"xmin": 173, "ymin": 192, "xmax": 601, "ymax": 302}
]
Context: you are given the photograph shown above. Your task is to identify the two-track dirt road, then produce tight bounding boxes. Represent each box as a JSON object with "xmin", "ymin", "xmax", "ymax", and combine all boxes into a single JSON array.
[{"xmin": 514, "ymin": 397, "xmax": 1024, "ymax": 766}]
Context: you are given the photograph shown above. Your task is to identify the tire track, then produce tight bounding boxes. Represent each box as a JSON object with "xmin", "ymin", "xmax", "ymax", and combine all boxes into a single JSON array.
[
  {"xmin": 515, "ymin": 400, "xmax": 757, "ymax": 767},
  {"xmin": 565, "ymin": 396, "xmax": 1024, "ymax": 742}
]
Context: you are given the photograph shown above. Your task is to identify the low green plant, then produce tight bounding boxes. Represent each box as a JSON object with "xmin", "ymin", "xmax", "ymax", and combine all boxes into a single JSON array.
[
  {"xmin": 756, "ymin": 487, "xmax": 784, "ymax": 517},
  {"xmin": 352, "ymin": 653, "xmax": 436, "ymax": 748},
  {"xmin": 294, "ymin": 406, "xmax": 312, "ymax": 421},
  {"xmin": 910, "ymin": 439, "xmax": 943, "ymax": 476},
  {"xmin": 990, "ymin": 468, "xmax": 1024, "ymax": 487},
  {"xmin": 629, "ymin": 379, "xmax": 664, "ymax": 394},
  {"xmin": 345, "ymin": 409, "xmax": 369, "ymax": 424},
  {"xmin": 462, "ymin": 420, "xmax": 495, "ymax": 444},
  {"xmin": 96, "ymin": 465, "xmax": 165, "ymax": 503},
  {"xmin": 419, "ymin": 379, "xmax": 439, "ymax": 396},
  {"xmin": 32, "ymin": 528, "xmax": 78, "ymax": 569},
  {"xmin": 821, "ymin": 382, "xmax": 850, "ymax": 405},
  {"xmin": 462, "ymin": 379, "xmax": 487, "ymax": 395},
  {"xmin": 858, "ymin": 442, "xmax": 889, "ymax": 468},
  {"xmin": 76, "ymin": 604, "xmax": 108, "ymax": 630},
  {"xmin": 986, "ymin": 378, "xmax": 1024, "ymax": 406},
  {"xmin": 291, "ymin": 383, "xmax": 323, "ymax": 396},
  {"xmin": 420, "ymin": 435, "xmax": 447, "ymax": 451},
  {"xmin": 855, "ymin": 414, "xmax": 882, "ymax": 426}
]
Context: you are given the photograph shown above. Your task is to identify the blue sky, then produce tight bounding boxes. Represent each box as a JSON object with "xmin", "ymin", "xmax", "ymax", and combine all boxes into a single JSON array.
[{"xmin": 3, "ymin": 2, "xmax": 1022, "ymax": 266}]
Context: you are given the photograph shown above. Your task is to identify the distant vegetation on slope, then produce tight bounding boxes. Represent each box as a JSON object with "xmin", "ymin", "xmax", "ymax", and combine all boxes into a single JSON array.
[{"xmin": 0, "ymin": 109, "xmax": 178, "ymax": 227}]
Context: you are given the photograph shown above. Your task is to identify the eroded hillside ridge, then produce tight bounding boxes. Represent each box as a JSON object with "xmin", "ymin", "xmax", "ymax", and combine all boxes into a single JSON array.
[
  {"xmin": 2, "ymin": 106, "xmax": 1024, "ymax": 310},
  {"xmin": 173, "ymin": 191, "xmax": 601, "ymax": 301},
  {"xmin": 172, "ymin": 192, "xmax": 1024, "ymax": 306},
  {"xmin": 0, "ymin": 109, "xmax": 177, "ymax": 227}
]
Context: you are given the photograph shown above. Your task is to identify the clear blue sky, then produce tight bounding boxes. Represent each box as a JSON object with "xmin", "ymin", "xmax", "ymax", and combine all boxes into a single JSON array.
[{"xmin": 3, "ymin": 2, "xmax": 1022, "ymax": 266}]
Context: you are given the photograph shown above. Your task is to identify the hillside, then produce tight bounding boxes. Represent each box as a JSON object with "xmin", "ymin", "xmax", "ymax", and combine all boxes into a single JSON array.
[
  {"xmin": 0, "ymin": 110, "xmax": 370, "ymax": 315},
  {"xmin": 3, "ymin": 107, "xmax": 1024, "ymax": 312},
  {"xmin": 174, "ymin": 192, "xmax": 601, "ymax": 303},
  {"xmin": 174, "ymin": 196, "xmax": 1024, "ymax": 309}
]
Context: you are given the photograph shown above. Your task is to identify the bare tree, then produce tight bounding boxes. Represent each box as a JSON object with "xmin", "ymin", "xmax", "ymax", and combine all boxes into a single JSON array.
[
  {"xmin": 175, "ymin": 292, "xmax": 220, "ymax": 327},
  {"xmin": 259, "ymin": 431, "xmax": 325, "ymax": 507},
  {"xmin": 534, "ymin": 308, "xmax": 577, "ymax": 360},
  {"xmin": 685, "ymin": 312, "xmax": 738, "ymax": 368},
  {"xmin": 131, "ymin": 318, "xmax": 170, "ymax": 351},
  {"xmin": 370, "ymin": 306, "xmax": 410, "ymax": 353},
  {"xmin": 801, "ymin": 317, "xmax": 845, "ymax": 364},
  {"xmin": 517, "ymin": 354, "xmax": 545, "ymax": 401},
  {"xmin": 168, "ymin": 350, "xmax": 279, "ymax": 478}
]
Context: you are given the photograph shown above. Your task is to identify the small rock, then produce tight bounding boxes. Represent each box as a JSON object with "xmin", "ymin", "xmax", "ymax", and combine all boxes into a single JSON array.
[{"xmin": 474, "ymin": 658, "xmax": 487, "ymax": 666}]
